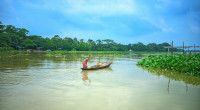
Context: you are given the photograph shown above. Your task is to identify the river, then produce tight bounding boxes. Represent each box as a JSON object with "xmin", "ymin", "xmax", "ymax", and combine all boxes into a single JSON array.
[{"xmin": 0, "ymin": 52, "xmax": 199, "ymax": 110}]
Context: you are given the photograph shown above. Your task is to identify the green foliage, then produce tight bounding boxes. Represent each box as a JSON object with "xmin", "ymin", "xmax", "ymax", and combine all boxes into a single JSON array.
[
  {"xmin": 0, "ymin": 22, "xmax": 181, "ymax": 52},
  {"xmin": 0, "ymin": 22, "xmax": 28, "ymax": 49},
  {"xmin": 27, "ymin": 35, "xmax": 43, "ymax": 47},
  {"xmin": 0, "ymin": 47, "xmax": 13, "ymax": 52},
  {"xmin": 41, "ymin": 38, "xmax": 56, "ymax": 50},
  {"xmin": 137, "ymin": 54, "xmax": 200, "ymax": 76},
  {"xmin": 23, "ymin": 39, "xmax": 36, "ymax": 48}
]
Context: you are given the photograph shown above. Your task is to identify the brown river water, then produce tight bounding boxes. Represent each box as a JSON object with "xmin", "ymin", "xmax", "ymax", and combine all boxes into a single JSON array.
[{"xmin": 0, "ymin": 53, "xmax": 200, "ymax": 110}]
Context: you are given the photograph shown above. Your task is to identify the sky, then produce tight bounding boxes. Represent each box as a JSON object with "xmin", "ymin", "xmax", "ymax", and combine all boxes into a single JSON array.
[{"xmin": 0, "ymin": 0, "xmax": 200, "ymax": 46}]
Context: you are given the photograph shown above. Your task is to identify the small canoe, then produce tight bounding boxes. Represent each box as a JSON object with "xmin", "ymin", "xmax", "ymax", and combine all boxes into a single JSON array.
[{"xmin": 81, "ymin": 60, "xmax": 113, "ymax": 70}]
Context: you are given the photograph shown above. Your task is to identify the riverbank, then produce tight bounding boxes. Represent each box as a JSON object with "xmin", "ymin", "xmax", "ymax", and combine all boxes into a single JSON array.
[
  {"xmin": 137, "ymin": 54, "xmax": 200, "ymax": 76},
  {"xmin": 6, "ymin": 50, "xmax": 167, "ymax": 54}
]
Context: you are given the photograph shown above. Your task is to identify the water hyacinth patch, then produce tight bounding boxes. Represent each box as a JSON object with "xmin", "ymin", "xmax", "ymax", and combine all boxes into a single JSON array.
[{"xmin": 137, "ymin": 54, "xmax": 200, "ymax": 76}]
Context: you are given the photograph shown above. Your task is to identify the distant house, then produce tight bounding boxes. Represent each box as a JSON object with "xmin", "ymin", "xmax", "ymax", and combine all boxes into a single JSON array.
[
  {"xmin": 36, "ymin": 47, "xmax": 42, "ymax": 50},
  {"xmin": 27, "ymin": 49, "xmax": 33, "ymax": 52},
  {"xmin": 129, "ymin": 49, "xmax": 133, "ymax": 51},
  {"xmin": 46, "ymin": 49, "xmax": 51, "ymax": 52},
  {"xmin": 17, "ymin": 46, "xmax": 25, "ymax": 50}
]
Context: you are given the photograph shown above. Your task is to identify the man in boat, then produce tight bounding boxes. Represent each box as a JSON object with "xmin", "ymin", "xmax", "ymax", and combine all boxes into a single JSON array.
[{"xmin": 82, "ymin": 55, "xmax": 90, "ymax": 68}]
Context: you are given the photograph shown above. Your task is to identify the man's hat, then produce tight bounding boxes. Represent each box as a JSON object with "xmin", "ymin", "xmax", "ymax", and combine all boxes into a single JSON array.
[{"xmin": 83, "ymin": 56, "xmax": 86, "ymax": 60}]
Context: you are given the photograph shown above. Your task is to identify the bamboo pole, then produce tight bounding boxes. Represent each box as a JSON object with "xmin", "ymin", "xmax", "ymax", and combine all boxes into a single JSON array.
[
  {"xmin": 171, "ymin": 41, "xmax": 173, "ymax": 56},
  {"xmin": 168, "ymin": 48, "xmax": 170, "ymax": 55},
  {"xmin": 183, "ymin": 41, "xmax": 184, "ymax": 55}
]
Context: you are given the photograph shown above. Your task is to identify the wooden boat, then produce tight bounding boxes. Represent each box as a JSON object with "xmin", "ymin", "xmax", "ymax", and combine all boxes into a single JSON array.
[{"xmin": 81, "ymin": 60, "xmax": 113, "ymax": 70}]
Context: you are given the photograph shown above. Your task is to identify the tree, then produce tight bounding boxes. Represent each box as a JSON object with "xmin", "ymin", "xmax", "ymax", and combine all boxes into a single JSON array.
[
  {"xmin": 0, "ymin": 21, "xmax": 5, "ymax": 33},
  {"xmin": 23, "ymin": 39, "xmax": 36, "ymax": 49},
  {"xmin": 102, "ymin": 39, "xmax": 114, "ymax": 44},
  {"xmin": 161, "ymin": 42, "xmax": 170, "ymax": 46},
  {"xmin": 2, "ymin": 25, "xmax": 26, "ymax": 49},
  {"xmin": 52, "ymin": 35, "xmax": 63, "ymax": 49},
  {"xmin": 80, "ymin": 38, "xmax": 84, "ymax": 43},
  {"xmin": 157, "ymin": 44, "xmax": 165, "ymax": 52},
  {"xmin": 96, "ymin": 39, "xmax": 103, "ymax": 51},
  {"xmin": 27, "ymin": 35, "xmax": 43, "ymax": 47},
  {"xmin": 87, "ymin": 39, "xmax": 96, "ymax": 51},
  {"xmin": 147, "ymin": 43, "xmax": 157, "ymax": 51},
  {"xmin": 64, "ymin": 37, "xmax": 73, "ymax": 43},
  {"xmin": 63, "ymin": 37, "xmax": 74, "ymax": 50},
  {"xmin": 5, "ymin": 25, "xmax": 18, "ymax": 34},
  {"xmin": 127, "ymin": 44, "xmax": 132, "ymax": 50},
  {"xmin": 41, "ymin": 37, "xmax": 56, "ymax": 50},
  {"xmin": 132, "ymin": 42, "xmax": 146, "ymax": 51},
  {"xmin": 72, "ymin": 37, "xmax": 79, "ymax": 51},
  {"xmin": 0, "ymin": 33, "xmax": 12, "ymax": 47},
  {"xmin": 96, "ymin": 39, "xmax": 102, "ymax": 45},
  {"xmin": 73, "ymin": 37, "xmax": 78, "ymax": 42},
  {"xmin": 17, "ymin": 28, "xmax": 29, "ymax": 40},
  {"xmin": 160, "ymin": 42, "xmax": 171, "ymax": 52}
]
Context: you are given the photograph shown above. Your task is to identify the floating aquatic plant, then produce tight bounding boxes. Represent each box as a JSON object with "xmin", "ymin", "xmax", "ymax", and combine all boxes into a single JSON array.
[{"xmin": 137, "ymin": 54, "xmax": 200, "ymax": 76}]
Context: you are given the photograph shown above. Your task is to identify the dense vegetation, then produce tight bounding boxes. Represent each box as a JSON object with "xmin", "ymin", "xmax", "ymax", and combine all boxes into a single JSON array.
[
  {"xmin": 137, "ymin": 54, "xmax": 200, "ymax": 76},
  {"xmin": 0, "ymin": 21, "xmax": 181, "ymax": 52}
]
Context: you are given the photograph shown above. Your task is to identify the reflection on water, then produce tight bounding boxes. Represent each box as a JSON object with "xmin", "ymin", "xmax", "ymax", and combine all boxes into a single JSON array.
[
  {"xmin": 0, "ymin": 52, "xmax": 200, "ymax": 110},
  {"xmin": 81, "ymin": 68, "xmax": 113, "ymax": 86},
  {"xmin": 166, "ymin": 78, "xmax": 189, "ymax": 94},
  {"xmin": 82, "ymin": 70, "xmax": 91, "ymax": 86},
  {"xmin": 138, "ymin": 66, "xmax": 200, "ymax": 95},
  {"xmin": 139, "ymin": 66, "xmax": 200, "ymax": 86}
]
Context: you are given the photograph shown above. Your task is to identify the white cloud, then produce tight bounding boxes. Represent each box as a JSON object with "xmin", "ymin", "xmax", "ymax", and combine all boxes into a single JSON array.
[
  {"xmin": 131, "ymin": 1, "xmax": 176, "ymax": 33},
  {"xmin": 141, "ymin": 17, "xmax": 173, "ymax": 32},
  {"xmin": 157, "ymin": 18, "xmax": 173, "ymax": 32},
  {"xmin": 66, "ymin": 0, "xmax": 136, "ymax": 16},
  {"xmin": 22, "ymin": 0, "xmax": 136, "ymax": 16}
]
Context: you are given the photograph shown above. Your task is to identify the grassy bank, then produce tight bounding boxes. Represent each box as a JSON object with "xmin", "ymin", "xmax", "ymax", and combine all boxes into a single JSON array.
[
  {"xmin": 51, "ymin": 50, "xmax": 167, "ymax": 54},
  {"xmin": 52, "ymin": 50, "xmax": 128, "ymax": 54},
  {"xmin": 1, "ymin": 50, "xmax": 168, "ymax": 55},
  {"xmin": 0, "ymin": 47, "xmax": 13, "ymax": 52},
  {"xmin": 137, "ymin": 54, "xmax": 200, "ymax": 76}
]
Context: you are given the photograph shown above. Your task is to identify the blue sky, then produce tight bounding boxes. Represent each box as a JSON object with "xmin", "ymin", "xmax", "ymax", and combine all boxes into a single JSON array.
[{"xmin": 0, "ymin": 0, "xmax": 200, "ymax": 46}]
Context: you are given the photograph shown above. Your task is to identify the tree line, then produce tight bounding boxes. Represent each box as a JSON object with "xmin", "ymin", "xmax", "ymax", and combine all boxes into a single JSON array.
[{"xmin": 0, "ymin": 21, "xmax": 180, "ymax": 52}]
